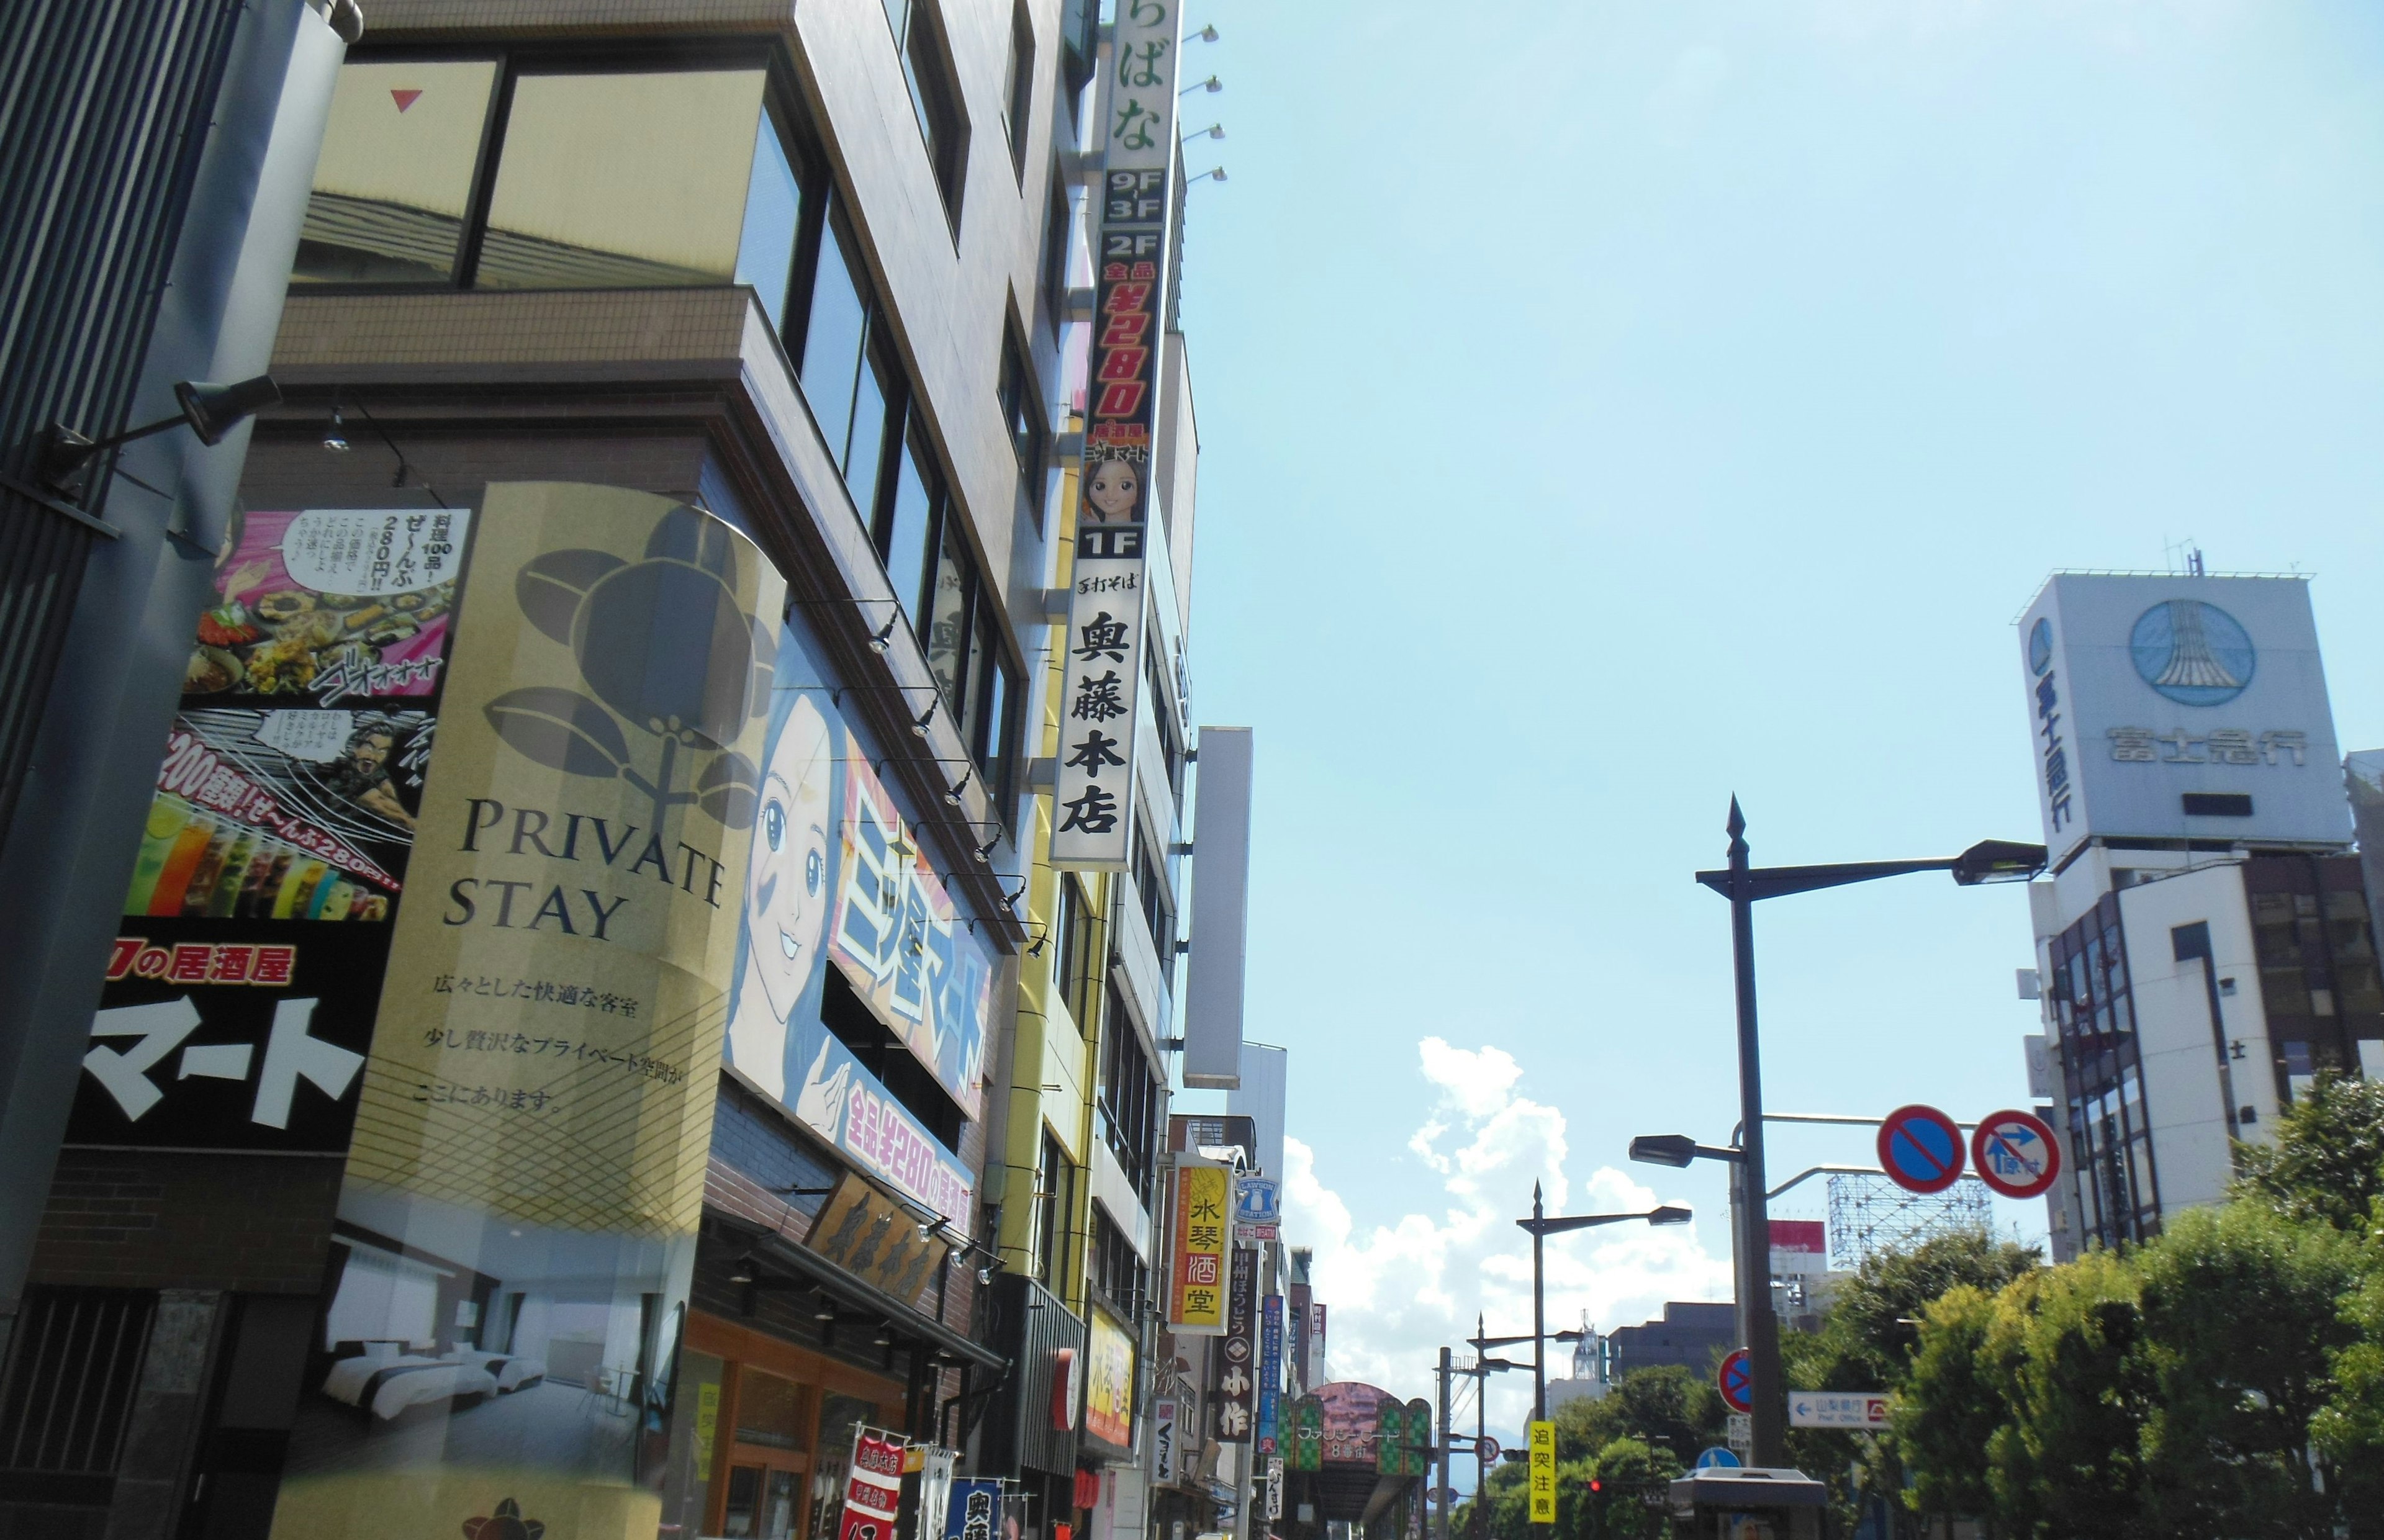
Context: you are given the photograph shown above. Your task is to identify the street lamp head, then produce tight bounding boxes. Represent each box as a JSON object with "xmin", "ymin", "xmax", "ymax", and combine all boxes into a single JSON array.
[
  {"xmin": 1628, "ymin": 1135, "xmax": 1698, "ymax": 1169},
  {"xmin": 1647, "ymin": 1205, "xmax": 1694, "ymax": 1226},
  {"xmin": 1951, "ymin": 838, "xmax": 2049, "ymax": 886}
]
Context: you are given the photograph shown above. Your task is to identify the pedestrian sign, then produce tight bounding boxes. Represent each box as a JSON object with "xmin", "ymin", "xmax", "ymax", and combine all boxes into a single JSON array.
[
  {"xmin": 1527, "ymin": 1421, "xmax": 1555, "ymax": 1524},
  {"xmin": 1970, "ymin": 1107, "xmax": 2062, "ymax": 1199},
  {"xmin": 1877, "ymin": 1104, "xmax": 1966, "ymax": 1195},
  {"xmin": 1717, "ymin": 1348, "xmax": 1753, "ymax": 1414},
  {"xmin": 1693, "ymin": 1447, "xmax": 1741, "ymax": 1469}
]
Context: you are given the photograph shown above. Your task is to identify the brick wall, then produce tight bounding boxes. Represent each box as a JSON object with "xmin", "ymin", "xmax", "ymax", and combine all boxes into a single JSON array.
[{"xmin": 30, "ymin": 1151, "xmax": 341, "ymax": 1294}]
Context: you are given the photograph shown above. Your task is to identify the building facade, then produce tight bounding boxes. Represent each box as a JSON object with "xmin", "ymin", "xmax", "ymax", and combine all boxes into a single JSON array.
[
  {"xmin": 2012, "ymin": 572, "xmax": 2376, "ymax": 1258},
  {"xmin": 0, "ymin": 4, "xmax": 1239, "ymax": 1540}
]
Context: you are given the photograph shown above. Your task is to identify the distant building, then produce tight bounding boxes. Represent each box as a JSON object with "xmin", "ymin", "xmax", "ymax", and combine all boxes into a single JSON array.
[
  {"xmin": 1545, "ymin": 1325, "xmax": 1606, "ymax": 1409},
  {"xmin": 1604, "ymin": 1302, "xmax": 1735, "ymax": 1381}
]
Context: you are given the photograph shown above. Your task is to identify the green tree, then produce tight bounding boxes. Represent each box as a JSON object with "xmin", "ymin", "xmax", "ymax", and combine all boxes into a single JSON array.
[
  {"xmin": 1580, "ymin": 1436, "xmax": 1681, "ymax": 1540},
  {"xmin": 2134, "ymin": 1202, "xmax": 2362, "ymax": 1539},
  {"xmin": 1895, "ymin": 1284, "xmax": 2013, "ymax": 1537},
  {"xmin": 1981, "ymin": 1249, "xmax": 2152, "ymax": 1539},
  {"xmin": 1549, "ymin": 1364, "xmax": 1723, "ymax": 1467},
  {"xmin": 2237, "ymin": 1071, "xmax": 2384, "ymax": 1234},
  {"xmin": 2314, "ymin": 1238, "xmax": 2384, "ymax": 1536}
]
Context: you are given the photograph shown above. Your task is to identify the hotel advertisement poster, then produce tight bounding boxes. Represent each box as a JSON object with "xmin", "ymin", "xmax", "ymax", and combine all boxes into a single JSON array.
[{"xmin": 266, "ymin": 485, "xmax": 782, "ymax": 1540}]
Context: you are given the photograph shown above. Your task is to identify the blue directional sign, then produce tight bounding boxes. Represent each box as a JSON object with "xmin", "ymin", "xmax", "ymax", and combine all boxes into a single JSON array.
[
  {"xmin": 1876, "ymin": 1104, "xmax": 1966, "ymax": 1195},
  {"xmin": 1694, "ymin": 1447, "xmax": 1741, "ymax": 1469}
]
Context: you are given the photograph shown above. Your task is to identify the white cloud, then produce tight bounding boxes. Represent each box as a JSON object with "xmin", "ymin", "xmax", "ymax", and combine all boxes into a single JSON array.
[{"xmin": 1283, "ymin": 1038, "xmax": 1732, "ymax": 1441}]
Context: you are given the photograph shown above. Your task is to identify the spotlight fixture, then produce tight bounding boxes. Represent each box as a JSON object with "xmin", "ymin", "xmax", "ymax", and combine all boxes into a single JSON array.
[
  {"xmin": 40, "ymin": 373, "xmax": 281, "ymax": 491},
  {"xmin": 1026, "ymin": 932, "xmax": 1048, "ymax": 958},
  {"xmin": 1003, "ymin": 882, "xmax": 1026, "ymax": 908},
  {"xmin": 813, "ymin": 1304, "xmax": 837, "ymax": 1322},
  {"xmin": 728, "ymin": 1254, "xmax": 757, "ymax": 1284},
  {"xmin": 1181, "ymin": 123, "xmax": 1224, "ymax": 142},
  {"xmin": 1195, "ymin": 22, "xmax": 1219, "ymax": 40},
  {"xmin": 913, "ymin": 701, "xmax": 936, "ymax": 737},
  {"xmin": 977, "ymin": 1266, "xmax": 993, "ymax": 1286},
  {"xmin": 1192, "ymin": 166, "xmax": 1227, "ymax": 184},
  {"xmin": 1181, "ymin": 74, "xmax": 1222, "ymax": 95},
  {"xmin": 974, "ymin": 835, "xmax": 998, "ymax": 864},
  {"xmin": 322, "ymin": 405, "xmax": 351, "ymax": 452},
  {"xmin": 873, "ymin": 1330, "xmax": 893, "ymax": 1346},
  {"xmin": 945, "ymin": 768, "xmax": 972, "ymax": 806},
  {"xmin": 868, "ymin": 615, "xmax": 898, "ymax": 653}
]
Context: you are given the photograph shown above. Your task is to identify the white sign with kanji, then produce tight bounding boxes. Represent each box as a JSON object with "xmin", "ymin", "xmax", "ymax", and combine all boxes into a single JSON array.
[
  {"xmin": 1050, "ymin": 523, "xmax": 1146, "ymax": 870},
  {"xmin": 1789, "ymin": 1393, "xmax": 1890, "ymax": 1429}
]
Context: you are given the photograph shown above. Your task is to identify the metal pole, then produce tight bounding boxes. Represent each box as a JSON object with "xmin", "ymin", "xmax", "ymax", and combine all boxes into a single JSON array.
[
  {"xmin": 1474, "ymin": 1315, "xmax": 1487, "ymax": 1540},
  {"xmin": 1437, "ymin": 1346, "xmax": 1452, "ymax": 1540},
  {"xmin": 1727, "ymin": 798, "xmax": 1784, "ymax": 1467},
  {"xmin": 1530, "ymin": 1182, "xmax": 1546, "ymax": 1423}
]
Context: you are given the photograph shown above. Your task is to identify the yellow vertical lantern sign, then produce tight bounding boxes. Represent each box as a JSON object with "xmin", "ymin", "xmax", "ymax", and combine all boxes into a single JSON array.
[
  {"xmin": 1527, "ymin": 1420, "xmax": 1555, "ymax": 1524},
  {"xmin": 268, "ymin": 485, "xmax": 783, "ymax": 1540}
]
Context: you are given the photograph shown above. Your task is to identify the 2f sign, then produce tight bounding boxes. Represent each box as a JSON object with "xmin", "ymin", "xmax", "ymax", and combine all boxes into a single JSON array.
[{"xmin": 1104, "ymin": 230, "xmax": 1163, "ymax": 261}]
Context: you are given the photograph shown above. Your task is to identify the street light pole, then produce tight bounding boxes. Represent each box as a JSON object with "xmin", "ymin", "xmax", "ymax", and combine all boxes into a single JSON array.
[
  {"xmin": 1724, "ymin": 799, "xmax": 1784, "ymax": 1467},
  {"xmin": 1437, "ymin": 1345, "xmax": 1453, "ymax": 1540},
  {"xmin": 1689, "ymin": 798, "xmax": 2045, "ymax": 1468},
  {"xmin": 1530, "ymin": 1183, "xmax": 1545, "ymax": 1421}
]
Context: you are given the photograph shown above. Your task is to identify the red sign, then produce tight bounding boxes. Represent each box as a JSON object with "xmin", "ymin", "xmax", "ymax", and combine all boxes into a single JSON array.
[
  {"xmin": 1050, "ymin": 1346, "xmax": 1077, "ymax": 1431},
  {"xmin": 1877, "ymin": 1104, "xmax": 1967, "ymax": 1195},
  {"xmin": 837, "ymin": 1431, "xmax": 904, "ymax": 1540},
  {"xmin": 1970, "ymin": 1108, "xmax": 2062, "ymax": 1199},
  {"xmin": 1717, "ymin": 1348, "xmax": 1753, "ymax": 1414}
]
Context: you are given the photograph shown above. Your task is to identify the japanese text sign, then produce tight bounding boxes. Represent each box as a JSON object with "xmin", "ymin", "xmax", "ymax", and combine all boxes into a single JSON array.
[
  {"xmin": 1788, "ymin": 1393, "xmax": 1890, "ymax": 1429},
  {"xmin": 1050, "ymin": 523, "xmax": 1146, "ymax": 870},
  {"xmin": 1527, "ymin": 1421, "xmax": 1555, "ymax": 1524},
  {"xmin": 1168, "ymin": 1158, "xmax": 1229, "ymax": 1334},
  {"xmin": 1212, "ymin": 1246, "xmax": 1258, "ymax": 1443}
]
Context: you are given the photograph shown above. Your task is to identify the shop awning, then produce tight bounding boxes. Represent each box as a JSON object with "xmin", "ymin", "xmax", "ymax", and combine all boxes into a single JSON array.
[{"xmin": 713, "ymin": 1214, "xmax": 1008, "ymax": 1374}]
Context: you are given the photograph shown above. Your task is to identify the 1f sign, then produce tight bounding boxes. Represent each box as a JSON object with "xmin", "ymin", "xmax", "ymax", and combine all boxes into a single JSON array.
[{"xmin": 1051, "ymin": 524, "xmax": 1146, "ymax": 870}]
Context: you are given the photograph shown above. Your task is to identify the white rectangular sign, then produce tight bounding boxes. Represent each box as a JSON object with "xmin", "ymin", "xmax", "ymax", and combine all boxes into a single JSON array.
[
  {"xmin": 2018, "ymin": 574, "xmax": 2348, "ymax": 861},
  {"xmin": 1050, "ymin": 523, "xmax": 1147, "ymax": 870},
  {"xmin": 1788, "ymin": 1392, "xmax": 1890, "ymax": 1429}
]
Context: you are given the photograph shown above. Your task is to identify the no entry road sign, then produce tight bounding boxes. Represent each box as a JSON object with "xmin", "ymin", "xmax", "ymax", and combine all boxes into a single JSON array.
[
  {"xmin": 1717, "ymin": 1348, "xmax": 1753, "ymax": 1414},
  {"xmin": 1971, "ymin": 1107, "xmax": 2062, "ymax": 1199},
  {"xmin": 1877, "ymin": 1104, "xmax": 1966, "ymax": 1194}
]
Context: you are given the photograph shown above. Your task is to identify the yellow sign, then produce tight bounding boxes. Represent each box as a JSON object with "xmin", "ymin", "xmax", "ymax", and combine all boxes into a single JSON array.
[
  {"xmin": 268, "ymin": 486, "xmax": 783, "ymax": 1540},
  {"xmin": 1527, "ymin": 1420, "xmax": 1555, "ymax": 1524},
  {"xmin": 1085, "ymin": 1308, "xmax": 1136, "ymax": 1447},
  {"xmin": 1168, "ymin": 1160, "xmax": 1229, "ymax": 1333}
]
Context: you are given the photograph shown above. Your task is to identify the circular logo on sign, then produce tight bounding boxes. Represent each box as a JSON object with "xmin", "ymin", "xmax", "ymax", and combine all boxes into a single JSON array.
[
  {"xmin": 2130, "ymin": 599, "xmax": 2254, "ymax": 706},
  {"xmin": 2027, "ymin": 616, "xmax": 2054, "ymax": 677}
]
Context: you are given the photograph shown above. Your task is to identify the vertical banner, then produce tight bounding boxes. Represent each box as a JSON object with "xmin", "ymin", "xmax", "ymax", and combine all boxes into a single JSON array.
[
  {"xmin": 839, "ymin": 1430, "xmax": 906, "ymax": 1540},
  {"xmin": 1049, "ymin": 523, "xmax": 1145, "ymax": 869},
  {"xmin": 944, "ymin": 1478, "xmax": 1001, "ymax": 1540},
  {"xmin": 1265, "ymin": 1459, "xmax": 1283, "ymax": 1523},
  {"xmin": 1309, "ymin": 1304, "xmax": 1327, "ymax": 1385},
  {"xmin": 267, "ymin": 487, "xmax": 782, "ymax": 1540},
  {"xmin": 1257, "ymin": 1295, "xmax": 1283, "ymax": 1454},
  {"xmin": 1085, "ymin": 1310, "xmax": 1136, "ymax": 1448},
  {"xmin": 1152, "ymin": 1400, "xmax": 1178, "ymax": 1484},
  {"xmin": 1527, "ymin": 1421, "xmax": 1555, "ymax": 1524},
  {"xmin": 74, "ymin": 508, "xmax": 472, "ymax": 1153},
  {"xmin": 1212, "ymin": 1247, "xmax": 1257, "ymax": 1444},
  {"xmin": 1289, "ymin": 1395, "xmax": 1323, "ymax": 1472},
  {"xmin": 1052, "ymin": 0, "xmax": 1181, "ymax": 872},
  {"xmin": 1167, "ymin": 1159, "xmax": 1229, "ymax": 1334}
]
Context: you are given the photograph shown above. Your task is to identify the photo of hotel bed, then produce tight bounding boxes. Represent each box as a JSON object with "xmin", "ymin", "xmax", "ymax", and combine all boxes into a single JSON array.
[{"xmin": 282, "ymin": 1218, "xmax": 683, "ymax": 1482}]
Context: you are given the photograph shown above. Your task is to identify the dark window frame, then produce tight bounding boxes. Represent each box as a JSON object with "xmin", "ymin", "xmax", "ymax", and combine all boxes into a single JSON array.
[
  {"xmin": 880, "ymin": 0, "xmax": 970, "ymax": 233},
  {"xmin": 1000, "ymin": 0, "xmax": 1036, "ymax": 179}
]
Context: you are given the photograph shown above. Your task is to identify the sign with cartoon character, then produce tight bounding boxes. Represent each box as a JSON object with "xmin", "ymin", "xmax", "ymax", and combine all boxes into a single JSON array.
[
  {"xmin": 722, "ymin": 621, "xmax": 989, "ymax": 1228},
  {"xmin": 267, "ymin": 485, "xmax": 779, "ymax": 1540}
]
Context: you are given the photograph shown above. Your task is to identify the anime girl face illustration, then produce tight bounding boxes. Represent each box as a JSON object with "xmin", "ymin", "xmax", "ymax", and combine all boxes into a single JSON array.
[
  {"xmin": 1083, "ymin": 456, "xmax": 1141, "ymax": 522},
  {"xmin": 726, "ymin": 691, "xmax": 834, "ymax": 1099}
]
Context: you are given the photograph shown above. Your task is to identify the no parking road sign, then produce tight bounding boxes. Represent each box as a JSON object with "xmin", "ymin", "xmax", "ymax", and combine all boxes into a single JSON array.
[
  {"xmin": 1717, "ymin": 1348, "xmax": 1753, "ymax": 1414},
  {"xmin": 1877, "ymin": 1104, "xmax": 1966, "ymax": 1194},
  {"xmin": 1971, "ymin": 1107, "xmax": 2062, "ymax": 1199}
]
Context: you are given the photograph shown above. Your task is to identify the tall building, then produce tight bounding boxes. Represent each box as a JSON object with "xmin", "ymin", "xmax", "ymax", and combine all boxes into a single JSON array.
[
  {"xmin": 2012, "ymin": 572, "xmax": 2375, "ymax": 1258},
  {"xmin": 0, "ymin": 4, "xmax": 1241, "ymax": 1539},
  {"xmin": 0, "ymin": 0, "xmax": 357, "ymax": 1412}
]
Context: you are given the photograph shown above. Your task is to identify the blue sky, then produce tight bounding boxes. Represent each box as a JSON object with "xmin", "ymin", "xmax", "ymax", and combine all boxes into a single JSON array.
[{"xmin": 1162, "ymin": 0, "xmax": 2384, "ymax": 1437}]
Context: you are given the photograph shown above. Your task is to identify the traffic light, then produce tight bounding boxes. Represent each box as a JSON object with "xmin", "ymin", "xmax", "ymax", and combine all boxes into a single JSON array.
[{"xmin": 1587, "ymin": 1478, "xmax": 1602, "ymax": 1494}]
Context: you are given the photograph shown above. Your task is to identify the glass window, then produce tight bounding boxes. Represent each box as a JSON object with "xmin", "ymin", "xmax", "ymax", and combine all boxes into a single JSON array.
[
  {"xmin": 735, "ymin": 109, "xmax": 804, "ymax": 331},
  {"xmin": 801, "ymin": 214, "xmax": 870, "ymax": 474},
  {"xmin": 973, "ymin": 624, "xmax": 1011, "ymax": 769},
  {"xmin": 926, "ymin": 521, "xmax": 976, "ymax": 720},
  {"xmin": 847, "ymin": 337, "xmax": 895, "ymax": 513},
  {"xmin": 478, "ymin": 70, "xmax": 767, "ymax": 289},
  {"xmin": 1001, "ymin": 0, "xmax": 1035, "ymax": 174},
  {"xmin": 883, "ymin": 428, "xmax": 939, "ymax": 628},
  {"xmin": 294, "ymin": 60, "xmax": 498, "ymax": 284},
  {"xmin": 882, "ymin": 0, "xmax": 970, "ymax": 225}
]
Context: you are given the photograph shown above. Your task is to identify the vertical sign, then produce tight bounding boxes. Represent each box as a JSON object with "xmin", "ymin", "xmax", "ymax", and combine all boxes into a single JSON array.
[
  {"xmin": 1265, "ymin": 1458, "xmax": 1284, "ymax": 1522},
  {"xmin": 1167, "ymin": 1158, "xmax": 1229, "ymax": 1333},
  {"xmin": 1213, "ymin": 1246, "xmax": 1257, "ymax": 1443},
  {"xmin": 1257, "ymin": 1294, "xmax": 1283, "ymax": 1453},
  {"xmin": 1052, "ymin": 0, "xmax": 1181, "ymax": 871},
  {"xmin": 1309, "ymin": 1303, "xmax": 1328, "ymax": 1384},
  {"xmin": 1152, "ymin": 1400, "xmax": 1178, "ymax": 1484},
  {"xmin": 1527, "ymin": 1421, "xmax": 1556, "ymax": 1523},
  {"xmin": 266, "ymin": 487, "xmax": 782, "ymax": 1540},
  {"xmin": 1050, "ymin": 523, "xmax": 1145, "ymax": 869},
  {"xmin": 839, "ymin": 1430, "xmax": 907, "ymax": 1540}
]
